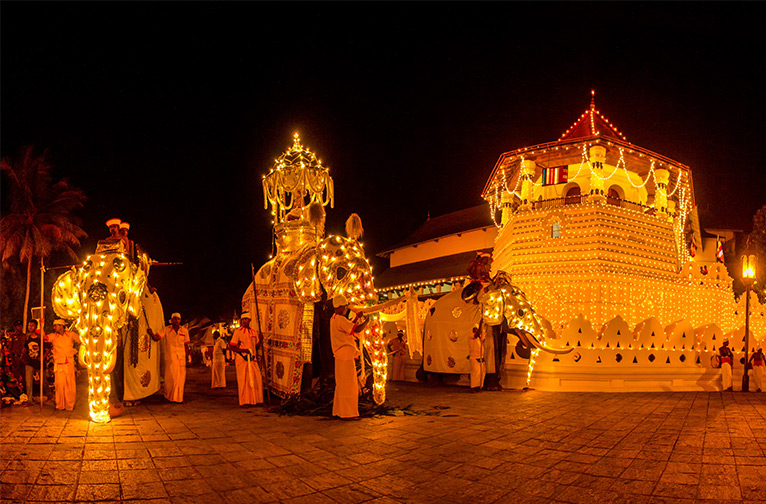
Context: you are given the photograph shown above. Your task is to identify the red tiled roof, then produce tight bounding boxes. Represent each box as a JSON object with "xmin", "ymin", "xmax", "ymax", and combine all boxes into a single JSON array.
[
  {"xmin": 558, "ymin": 94, "xmax": 628, "ymax": 142},
  {"xmin": 377, "ymin": 205, "xmax": 494, "ymax": 257}
]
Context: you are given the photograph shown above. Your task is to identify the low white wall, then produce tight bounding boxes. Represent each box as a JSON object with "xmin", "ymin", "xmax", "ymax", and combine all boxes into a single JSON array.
[{"xmin": 393, "ymin": 348, "xmax": 760, "ymax": 392}]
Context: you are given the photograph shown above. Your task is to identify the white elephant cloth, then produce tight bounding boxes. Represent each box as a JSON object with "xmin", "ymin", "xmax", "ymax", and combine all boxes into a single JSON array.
[
  {"xmin": 331, "ymin": 313, "xmax": 360, "ymax": 418},
  {"xmin": 124, "ymin": 291, "xmax": 164, "ymax": 401},
  {"xmin": 231, "ymin": 327, "xmax": 263, "ymax": 405},
  {"xmin": 423, "ymin": 288, "xmax": 480, "ymax": 374}
]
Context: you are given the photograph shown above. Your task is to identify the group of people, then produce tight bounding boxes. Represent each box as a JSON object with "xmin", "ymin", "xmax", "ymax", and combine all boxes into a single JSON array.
[
  {"xmin": 718, "ymin": 339, "xmax": 765, "ymax": 391},
  {"xmin": 0, "ymin": 318, "xmax": 81, "ymax": 411},
  {"xmin": 105, "ymin": 217, "xmax": 137, "ymax": 260}
]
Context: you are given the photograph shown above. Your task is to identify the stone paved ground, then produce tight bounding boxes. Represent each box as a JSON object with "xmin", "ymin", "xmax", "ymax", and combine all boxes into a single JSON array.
[{"xmin": 4, "ymin": 367, "xmax": 766, "ymax": 504}]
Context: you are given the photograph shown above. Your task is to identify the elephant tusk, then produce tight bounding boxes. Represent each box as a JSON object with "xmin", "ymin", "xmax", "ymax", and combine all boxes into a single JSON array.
[
  {"xmin": 516, "ymin": 329, "xmax": 573, "ymax": 355},
  {"xmin": 351, "ymin": 297, "xmax": 401, "ymax": 314}
]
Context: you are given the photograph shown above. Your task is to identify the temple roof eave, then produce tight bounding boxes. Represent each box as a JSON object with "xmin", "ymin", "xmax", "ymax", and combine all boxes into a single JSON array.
[{"xmin": 481, "ymin": 135, "xmax": 694, "ymax": 205}]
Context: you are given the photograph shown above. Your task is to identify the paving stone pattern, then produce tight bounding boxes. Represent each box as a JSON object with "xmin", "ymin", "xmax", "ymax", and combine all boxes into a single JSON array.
[{"xmin": 3, "ymin": 367, "xmax": 766, "ymax": 503}]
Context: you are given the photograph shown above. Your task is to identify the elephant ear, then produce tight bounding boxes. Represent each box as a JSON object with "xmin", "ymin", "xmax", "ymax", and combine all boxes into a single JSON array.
[
  {"xmin": 481, "ymin": 288, "xmax": 505, "ymax": 326},
  {"xmin": 292, "ymin": 243, "xmax": 322, "ymax": 303},
  {"xmin": 52, "ymin": 267, "xmax": 82, "ymax": 321},
  {"xmin": 125, "ymin": 264, "xmax": 147, "ymax": 320},
  {"xmin": 317, "ymin": 235, "xmax": 374, "ymax": 304}
]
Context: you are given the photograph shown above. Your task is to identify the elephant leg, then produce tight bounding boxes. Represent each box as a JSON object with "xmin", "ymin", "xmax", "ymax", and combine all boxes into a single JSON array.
[
  {"xmin": 483, "ymin": 326, "xmax": 507, "ymax": 391},
  {"xmin": 300, "ymin": 362, "xmax": 314, "ymax": 394},
  {"xmin": 110, "ymin": 341, "xmax": 125, "ymax": 404}
]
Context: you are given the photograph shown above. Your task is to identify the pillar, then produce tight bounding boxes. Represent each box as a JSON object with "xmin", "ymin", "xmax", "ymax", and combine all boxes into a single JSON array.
[
  {"xmin": 501, "ymin": 190, "xmax": 513, "ymax": 226},
  {"xmin": 588, "ymin": 145, "xmax": 606, "ymax": 203},
  {"xmin": 519, "ymin": 159, "xmax": 536, "ymax": 209},
  {"xmin": 667, "ymin": 200, "xmax": 676, "ymax": 222},
  {"xmin": 654, "ymin": 168, "xmax": 669, "ymax": 214}
]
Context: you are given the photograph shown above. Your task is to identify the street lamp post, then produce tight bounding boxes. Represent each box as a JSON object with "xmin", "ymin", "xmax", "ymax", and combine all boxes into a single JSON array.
[{"xmin": 742, "ymin": 250, "xmax": 757, "ymax": 392}]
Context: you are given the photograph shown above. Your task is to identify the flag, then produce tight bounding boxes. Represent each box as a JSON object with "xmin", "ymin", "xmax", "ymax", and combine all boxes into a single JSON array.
[
  {"xmin": 716, "ymin": 238, "xmax": 724, "ymax": 263},
  {"xmin": 542, "ymin": 166, "xmax": 568, "ymax": 186}
]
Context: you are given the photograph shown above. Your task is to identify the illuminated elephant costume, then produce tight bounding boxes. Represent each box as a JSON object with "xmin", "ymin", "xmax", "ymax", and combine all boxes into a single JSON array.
[
  {"xmin": 423, "ymin": 272, "xmax": 571, "ymax": 387},
  {"xmin": 52, "ymin": 243, "xmax": 147, "ymax": 423},
  {"xmin": 242, "ymin": 134, "xmax": 388, "ymax": 404},
  {"xmin": 243, "ymin": 232, "xmax": 387, "ymax": 402}
]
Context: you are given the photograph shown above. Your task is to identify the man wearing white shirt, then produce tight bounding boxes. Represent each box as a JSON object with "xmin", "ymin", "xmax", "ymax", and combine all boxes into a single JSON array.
[{"xmin": 148, "ymin": 312, "xmax": 189, "ymax": 403}]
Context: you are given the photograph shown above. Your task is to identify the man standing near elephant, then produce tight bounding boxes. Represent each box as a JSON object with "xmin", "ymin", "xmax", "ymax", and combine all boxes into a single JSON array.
[
  {"xmin": 228, "ymin": 313, "xmax": 263, "ymax": 405},
  {"xmin": 719, "ymin": 339, "xmax": 734, "ymax": 391},
  {"xmin": 468, "ymin": 325, "xmax": 486, "ymax": 392},
  {"xmin": 47, "ymin": 320, "xmax": 81, "ymax": 411},
  {"xmin": 148, "ymin": 313, "xmax": 189, "ymax": 403},
  {"xmin": 330, "ymin": 294, "xmax": 367, "ymax": 420},
  {"xmin": 211, "ymin": 331, "xmax": 227, "ymax": 389},
  {"xmin": 23, "ymin": 319, "xmax": 52, "ymax": 403},
  {"xmin": 387, "ymin": 331, "xmax": 407, "ymax": 382}
]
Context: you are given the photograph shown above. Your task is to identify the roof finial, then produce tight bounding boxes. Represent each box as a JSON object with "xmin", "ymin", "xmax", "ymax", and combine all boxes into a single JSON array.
[{"xmin": 590, "ymin": 89, "xmax": 596, "ymax": 110}]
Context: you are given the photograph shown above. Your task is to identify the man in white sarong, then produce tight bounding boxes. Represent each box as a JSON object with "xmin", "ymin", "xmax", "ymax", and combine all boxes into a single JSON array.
[
  {"xmin": 387, "ymin": 331, "xmax": 406, "ymax": 381},
  {"xmin": 211, "ymin": 331, "xmax": 227, "ymax": 389},
  {"xmin": 123, "ymin": 290, "xmax": 164, "ymax": 406},
  {"xmin": 48, "ymin": 320, "xmax": 81, "ymax": 411},
  {"xmin": 229, "ymin": 313, "xmax": 263, "ymax": 405},
  {"xmin": 468, "ymin": 325, "xmax": 486, "ymax": 392},
  {"xmin": 330, "ymin": 295, "xmax": 367, "ymax": 419},
  {"xmin": 750, "ymin": 348, "xmax": 765, "ymax": 392},
  {"xmin": 149, "ymin": 312, "xmax": 189, "ymax": 403}
]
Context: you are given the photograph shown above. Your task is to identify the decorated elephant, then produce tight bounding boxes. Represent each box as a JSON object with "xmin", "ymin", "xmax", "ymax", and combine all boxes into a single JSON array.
[
  {"xmin": 52, "ymin": 240, "xmax": 150, "ymax": 422},
  {"xmin": 423, "ymin": 272, "xmax": 571, "ymax": 387},
  {"xmin": 242, "ymin": 229, "xmax": 392, "ymax": 403},
  {"xmin": 244, "ymin": 134, "xmax": 395, "ymax": 405}
]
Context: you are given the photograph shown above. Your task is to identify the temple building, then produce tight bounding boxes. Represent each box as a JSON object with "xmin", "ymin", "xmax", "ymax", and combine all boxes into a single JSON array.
[
  {"xmin": 484, "ymin": 93, "xmax": 738, "ymax": 332},
  {"xmin": 478, "ymin": 94, "xmax": 764, "ymax": 390},
  {"xmin": 377, "ymin": 94, "xmax": 765, "ymax": 391}
]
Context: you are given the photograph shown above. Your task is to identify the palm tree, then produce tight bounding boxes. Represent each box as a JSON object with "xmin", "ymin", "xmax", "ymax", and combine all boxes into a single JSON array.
[{"xmin": 1, "ymin": 146, "xmax": 88, "ymax": 328}]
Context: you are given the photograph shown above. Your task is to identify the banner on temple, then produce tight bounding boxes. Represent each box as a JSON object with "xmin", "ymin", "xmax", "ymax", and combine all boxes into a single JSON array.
[{"xmin": 542, "ymin": 166, "xmax": 568, "ymax": 185}]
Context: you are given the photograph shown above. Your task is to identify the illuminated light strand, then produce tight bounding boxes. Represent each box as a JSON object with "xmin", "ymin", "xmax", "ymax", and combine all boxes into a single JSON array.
[
  {"xmin": 262, "ymin": 133, "xmax": 335, "ymax": 224},
  {"xmin": 485, "ymin": 142, "xmax": 690, "ymax": 220},
  {"xmin": 491, "ymin": 204, "xmax": 747, "ymax": 340}
]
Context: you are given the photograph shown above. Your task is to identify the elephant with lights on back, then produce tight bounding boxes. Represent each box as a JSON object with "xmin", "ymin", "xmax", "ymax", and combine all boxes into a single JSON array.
[{"xmin": 423, "ymin": 272, "xmax": 571, "ymax": 388}]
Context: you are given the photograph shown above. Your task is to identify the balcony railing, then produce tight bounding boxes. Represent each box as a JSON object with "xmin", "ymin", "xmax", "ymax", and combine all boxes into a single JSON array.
[{"xmin": 517, "ymin": 194, "xmax": 655, "ymax": 214}]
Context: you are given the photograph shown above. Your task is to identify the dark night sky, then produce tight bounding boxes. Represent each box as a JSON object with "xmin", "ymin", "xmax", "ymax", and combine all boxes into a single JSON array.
[{"xmin": 3, "ymin": 3, "xmax": 765, "ymax": 321}]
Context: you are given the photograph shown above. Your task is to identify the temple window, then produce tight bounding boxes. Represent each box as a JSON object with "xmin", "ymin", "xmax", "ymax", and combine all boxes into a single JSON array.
[
  {"xmin": 551, "ymin": 221, "xmax": 561, "ymax": 238},
  {"xmin": 607, "ymin": 186, "xmax": 622, "ymax": 206}
]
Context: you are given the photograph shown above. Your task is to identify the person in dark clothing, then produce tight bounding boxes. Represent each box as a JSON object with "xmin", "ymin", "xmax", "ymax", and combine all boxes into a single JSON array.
[{"xmin": 22, "ymin": 320, "xmax": 52, "ymax": 403}]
